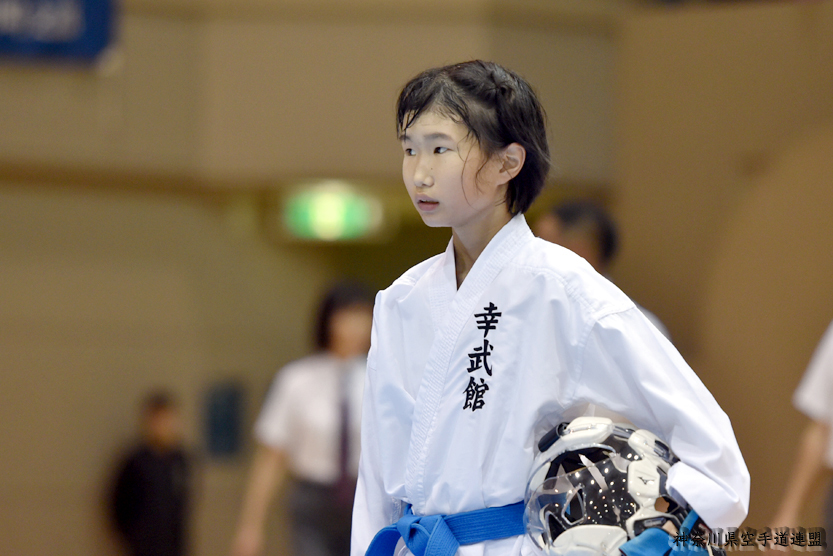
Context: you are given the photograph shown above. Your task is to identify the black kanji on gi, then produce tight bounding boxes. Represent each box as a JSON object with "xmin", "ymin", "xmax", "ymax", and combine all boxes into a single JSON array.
[
  {"xmin": 474, "ymin": 302, "xmax": 502, "ymax": 337},
  {"xmin": 466, "ymin": 338, "xmax": 493, "ymax": 376},
  {"xmin": 462, "ymin": 302, "xmax": 501, "ymax": 412},
  {"xmin": 463, "ymin": 377, "xmax": 489, "ymax": 411}
]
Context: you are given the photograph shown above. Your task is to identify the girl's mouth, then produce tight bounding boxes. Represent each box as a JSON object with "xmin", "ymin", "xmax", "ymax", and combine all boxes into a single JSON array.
[{"xmin": 417, "ymin": 199, "xmax": 439, "ymax": 212}]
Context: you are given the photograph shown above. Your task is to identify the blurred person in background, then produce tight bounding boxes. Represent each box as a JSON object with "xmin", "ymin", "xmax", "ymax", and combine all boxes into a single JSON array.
[
  {"xmin": 111, "ymin": 390, "xmax": 191, "ymax": 556},
  {"xmin": 770, "ymin": 319, "xmax": 833, "ymax": 554},
  {"xmin": 231, "ymin": 281, "xmax": 374, "ymax": 556},
  {"xmin": 533, "ymin": 199, "xmax": 671, "ymax": 340}
]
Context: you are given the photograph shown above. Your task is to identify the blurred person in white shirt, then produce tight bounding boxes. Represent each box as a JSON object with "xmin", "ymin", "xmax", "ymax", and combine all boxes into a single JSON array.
[{"xmin": 232, "ymin": 281, "xmax": 374, "ymax": 556}]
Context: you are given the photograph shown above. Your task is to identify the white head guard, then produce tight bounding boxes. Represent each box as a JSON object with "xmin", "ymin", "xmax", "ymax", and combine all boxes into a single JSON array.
[{"xmin": 525, "ymin": 417, "xmax": 689, "ymax": 556}]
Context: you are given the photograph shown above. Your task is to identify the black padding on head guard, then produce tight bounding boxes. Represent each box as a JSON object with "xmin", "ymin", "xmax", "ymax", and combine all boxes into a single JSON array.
[{"xmin": 538, "ymin": 422, "xmax": 570, "ymax": 452}]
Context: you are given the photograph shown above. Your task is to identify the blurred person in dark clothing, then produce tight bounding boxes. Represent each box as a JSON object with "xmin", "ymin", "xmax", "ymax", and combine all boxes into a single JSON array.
[{"xmin": 111, "ymin": 391, "xmax": 190, "ymax": 556}]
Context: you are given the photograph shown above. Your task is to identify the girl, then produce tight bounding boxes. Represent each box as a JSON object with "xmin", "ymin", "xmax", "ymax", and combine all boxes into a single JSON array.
[{"xmin": 352, "ymin": 61, "xmax": 749, "ymax": 556}]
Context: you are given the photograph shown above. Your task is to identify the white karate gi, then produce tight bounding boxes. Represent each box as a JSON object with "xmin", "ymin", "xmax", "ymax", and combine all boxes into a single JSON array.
[
  {"xmin": 352, "ymin": 215, "xmax": 749, "ymax": 556},
  {"xmin": 793, "ymin": 320, "xmax": 833, "ymax": 467},
  {"xmin": 792, "ymin": 319, "xmax": 833, "ymax": 554}
]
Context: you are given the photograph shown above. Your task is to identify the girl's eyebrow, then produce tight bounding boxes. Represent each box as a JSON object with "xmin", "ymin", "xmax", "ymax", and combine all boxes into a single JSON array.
[
  {"xmin": 424, "ymin": 132, "xmax": 454, "ymax": 142},
  {"xmin": 399, "ymin": 132, "xmax": 455, "ymax": 143}
]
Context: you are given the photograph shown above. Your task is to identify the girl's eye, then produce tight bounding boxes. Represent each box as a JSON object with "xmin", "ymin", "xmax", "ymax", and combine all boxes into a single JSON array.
[
  {"xmin": 434, "ymin": 147, "xmax": 449, "ymax": 154},
  {"xmin": 404, "ymin": 148, "xmax": 415, "ymax": 156}
]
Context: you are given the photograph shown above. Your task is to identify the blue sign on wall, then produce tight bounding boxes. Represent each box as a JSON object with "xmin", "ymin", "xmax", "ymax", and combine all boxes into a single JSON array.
[
  {"xmin": 205, "ymin": 381, "xmax": 244, "ymax": 458},
  {"xmin": 0, "ymin": 0, "xmax": 112, "ymax": 60}
]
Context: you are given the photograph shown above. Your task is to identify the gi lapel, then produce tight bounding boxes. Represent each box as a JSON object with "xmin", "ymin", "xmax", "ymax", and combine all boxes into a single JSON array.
[
  {"xmin": 427, "ymin": 239, "xmax": 457, "ymax": 335},
  {"xmin": 404, "ymin": 215, "xmax": 534, "ymax": 511}
]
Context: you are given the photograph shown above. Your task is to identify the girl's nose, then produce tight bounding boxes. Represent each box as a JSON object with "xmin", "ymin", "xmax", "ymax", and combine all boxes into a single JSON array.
[{"xmin": 413, "ymin": 158, "xmax": 434, "ymax": 187}]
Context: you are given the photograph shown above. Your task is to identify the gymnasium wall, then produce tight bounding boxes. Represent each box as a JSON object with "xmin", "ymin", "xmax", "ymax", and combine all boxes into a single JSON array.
[{"xmin": 613, "ymin": 1, "xmax": 833, "ymax": 526}]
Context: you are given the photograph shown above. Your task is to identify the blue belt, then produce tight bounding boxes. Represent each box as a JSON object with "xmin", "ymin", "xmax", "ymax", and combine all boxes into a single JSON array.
[{"xmin": 364, "ymin": 501, "xmax": 525, "ymax": 556}]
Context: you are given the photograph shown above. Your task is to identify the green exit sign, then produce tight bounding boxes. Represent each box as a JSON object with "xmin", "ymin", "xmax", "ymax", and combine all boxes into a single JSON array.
[{"xmin": 284, "ymin": 183, "xmax": 382, "ymax": 241}]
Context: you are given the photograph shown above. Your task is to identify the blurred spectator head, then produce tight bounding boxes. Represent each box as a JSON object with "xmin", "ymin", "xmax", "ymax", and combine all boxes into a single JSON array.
[
  {"xmin": 141, "ymin": 390, "xmax": 182, "ymax": 451},
  {"xmin": 534, "ymin": 200, "xmax": 619, "ymax": 273},
  {"xmin": 314, "ymin": 281, "xmax": 375, "ymax": 358}
]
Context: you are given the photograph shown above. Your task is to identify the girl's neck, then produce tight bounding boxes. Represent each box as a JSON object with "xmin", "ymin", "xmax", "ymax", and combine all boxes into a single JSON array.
[{"xmin": 452, "ymin": 211, "xmax": 513, "ymax": 288}]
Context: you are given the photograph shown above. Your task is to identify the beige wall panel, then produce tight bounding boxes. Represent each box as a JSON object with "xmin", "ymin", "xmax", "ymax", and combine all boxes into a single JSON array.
[
  {"xmin": 199, "ymin": 16, "xmax": 615, "ymax": 185},
  {"xmin": 0, "ymin": 186, "xmax": 335, "ymax": 556},
  {"xmin": 614, "ymin": 2, "xmax": 833, "ymax": 356},
  {"xmin": 702, "ymin": 125, "xmax": 833, "ymax": 526},
  {"xmin": 0, "ymin": 15, "xmax": 201, "ymax": 172},
  {"xmin": 199, "ymin": 19, "xmax": 491, "ymax": 180},
  {"xmin": 614, "ymin": 1, "xmax": 833, "ymax": 528},
  {"xmin": 491, "ymin": 26, "xmax": 614, "ymax": 185},
  {"xmin": 0, "ymin": 5, "xmax": 618, "ymax": 186}
]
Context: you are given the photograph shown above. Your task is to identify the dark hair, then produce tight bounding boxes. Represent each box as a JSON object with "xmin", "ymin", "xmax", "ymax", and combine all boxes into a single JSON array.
[
  {"xmin": 314, "ymin": 281, "xmax": 375, "ymax": 351},
  {"xmin": 396, "ymin": 60, "xmax": 551, "ymax": 215},
  {"xmin": 142, "ymin": 390, "xmax": 177, "ymax": 414},
  {"xmin": 552, "ymin": 200, "xmax": 619, "ymax": 267}
]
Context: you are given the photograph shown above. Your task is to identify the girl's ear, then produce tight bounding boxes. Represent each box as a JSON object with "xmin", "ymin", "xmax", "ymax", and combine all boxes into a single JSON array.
[{"xmin": 499, "ymin": 143, "xmax": 526, "ymax": 181}]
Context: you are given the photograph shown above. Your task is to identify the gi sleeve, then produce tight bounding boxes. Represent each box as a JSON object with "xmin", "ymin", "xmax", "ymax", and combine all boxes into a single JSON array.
[
  {"xmin": 569, "ymin": 308, "xmax": 750, "ymax": 530},
  {"xmin": 351, "ymin": 307, "xmax": 400, "ymax": 556},
  {"xmin": 793, "ymin": 320, "xmax": 833, "ymax": 466}
]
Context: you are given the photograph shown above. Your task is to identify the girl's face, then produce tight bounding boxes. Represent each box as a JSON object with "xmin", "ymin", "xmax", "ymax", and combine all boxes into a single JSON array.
[
  {"xmin": 328, "ymin": 304, "xmax": 373, "ymax": 359},
  {"xmin": 400, "ymin": 111, "xmax": 510, "ymax": 238}
]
